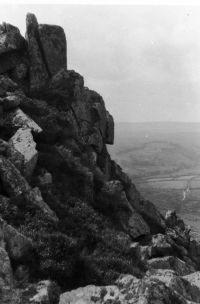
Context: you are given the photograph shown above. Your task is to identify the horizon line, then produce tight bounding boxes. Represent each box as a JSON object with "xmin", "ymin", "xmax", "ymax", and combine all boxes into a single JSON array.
[{"xmin": 116, "ymin": 121, "xmax": 200, "ymax": 124}]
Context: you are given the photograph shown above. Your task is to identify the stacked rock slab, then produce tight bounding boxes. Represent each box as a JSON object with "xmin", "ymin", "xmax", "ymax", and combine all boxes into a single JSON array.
[{"xmin": 26, "ymin": 13, "xmax": 67, "ymax": 92}]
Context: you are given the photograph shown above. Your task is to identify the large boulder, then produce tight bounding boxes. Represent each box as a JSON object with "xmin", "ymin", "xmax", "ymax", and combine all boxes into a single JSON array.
[
  {"xmin": 26, "ymin": 13, "xmax": 67, "ymax": 93},
  {"xmin": 38, "ymin": 24, "xmax": 67, "ymax": 75},
  {"xmin": 26, "ymin": 13, "xmax": 49, "ymax": 92},
  {"xmin": 9, "ymin": 128, "xmax": 38, "ymax": 177}
]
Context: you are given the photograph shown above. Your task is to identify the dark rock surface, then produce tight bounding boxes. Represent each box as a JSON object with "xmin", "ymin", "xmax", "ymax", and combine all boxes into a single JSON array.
[{"xmin": 0, "ymin": 12, "xmax": 199, "ymax": 304}]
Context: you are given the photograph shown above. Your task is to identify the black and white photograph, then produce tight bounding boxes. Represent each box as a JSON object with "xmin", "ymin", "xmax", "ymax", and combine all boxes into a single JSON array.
[{"xmin": 1, "ymin": 0, "xmax": 200, "ymax": 303}]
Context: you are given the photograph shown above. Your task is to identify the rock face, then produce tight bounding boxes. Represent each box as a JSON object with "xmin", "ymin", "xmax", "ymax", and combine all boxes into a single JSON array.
[
  {"xmin": 0, "ymin": 12, "xmax": 200, "ymax": 304},
  {"xmin": 60, "ymin": 270, "xmax": 200, "ymax": 304}
]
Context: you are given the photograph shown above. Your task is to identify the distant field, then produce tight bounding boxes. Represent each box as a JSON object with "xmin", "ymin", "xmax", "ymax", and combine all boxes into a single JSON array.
[{"xmin": 109, "ymin": 122, "xmax": 200, "ymax": 239}]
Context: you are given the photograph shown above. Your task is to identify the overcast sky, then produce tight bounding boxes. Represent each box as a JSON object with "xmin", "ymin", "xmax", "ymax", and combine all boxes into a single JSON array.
[{"xmin": 1, "ymin": 4, "xmax": 200, "ymax": 122}]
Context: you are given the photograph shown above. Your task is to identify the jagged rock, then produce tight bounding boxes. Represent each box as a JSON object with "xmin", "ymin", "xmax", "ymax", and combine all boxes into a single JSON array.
[
  {"xmin": 105, "ymin": 111, "xmax": 114, "ymax": 144},
  {"xmin": 127, "ymin": 208, "xmax": 150, "ymax": 239},
  {"xmin": 147, "ymin": 255, "xmax": 195, "ymax": 276},
  {"xmin": 38, "ymin": 24, "xmax": 67, "ymax": 75},
  {"xmin": 48, "ymin": 72, "xmax": 109, "ymax": 151},
  {"xmin": 126, "ymin": 184, "xmax": 166, "ymax": 233},
  {"xmin": 5, "ymin": 107, "xmax": 42, "ymax": 133},
  {"xmin": 0, "ymin": 22, "xmax": 25, "ymax": 55},
  {"xmin": 0, "ymin": 217, "xmax": 33, "ymax": 263},
  {"xmin": 0, "ymin": 156, "xmax": 30, "ymax": 196},
  {"xmin": 99, "ymin": 180, "xmax": 150, "ymax": 238},
  {"xmin": 9, "ymin": 128, "xmax": 38, "ymax": 177},
  {"xmin": 0, "ymin": 247, "xmax": 13, "ymax": 288},
  {"xmin": 26, "ymin": 13, "xmax": 49, "ymax": 92}
]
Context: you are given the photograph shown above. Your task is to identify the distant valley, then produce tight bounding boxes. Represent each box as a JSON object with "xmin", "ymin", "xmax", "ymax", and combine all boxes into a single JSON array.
[{"xmin": 108, "ymin": 122, "xmax": 200, "ymax": 239}]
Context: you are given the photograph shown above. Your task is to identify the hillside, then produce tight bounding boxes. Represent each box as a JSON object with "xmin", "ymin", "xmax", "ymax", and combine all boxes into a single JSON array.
[{"xmin": 0, "ymin": 13, "xmax": 200, "ymax": 304}]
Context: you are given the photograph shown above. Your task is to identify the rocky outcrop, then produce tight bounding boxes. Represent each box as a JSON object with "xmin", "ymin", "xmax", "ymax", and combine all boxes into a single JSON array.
[
  {"xmin": 26, "ymin": 13, "xmax": 67, "ymax": 92},
  {"xmin": 60, "ymin": 270, "xmax": 200, "ymax": 304},
  {"xmin": 0, "ymin": 12, "xmax": 200, "ymax": 304},
  {"xmin": 38, "ymin": 24, "xmax": 67, "ymax": 75},
  {"xmin": 99, "ymin": 180, "xmax": 150, "ymax": 238}
]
